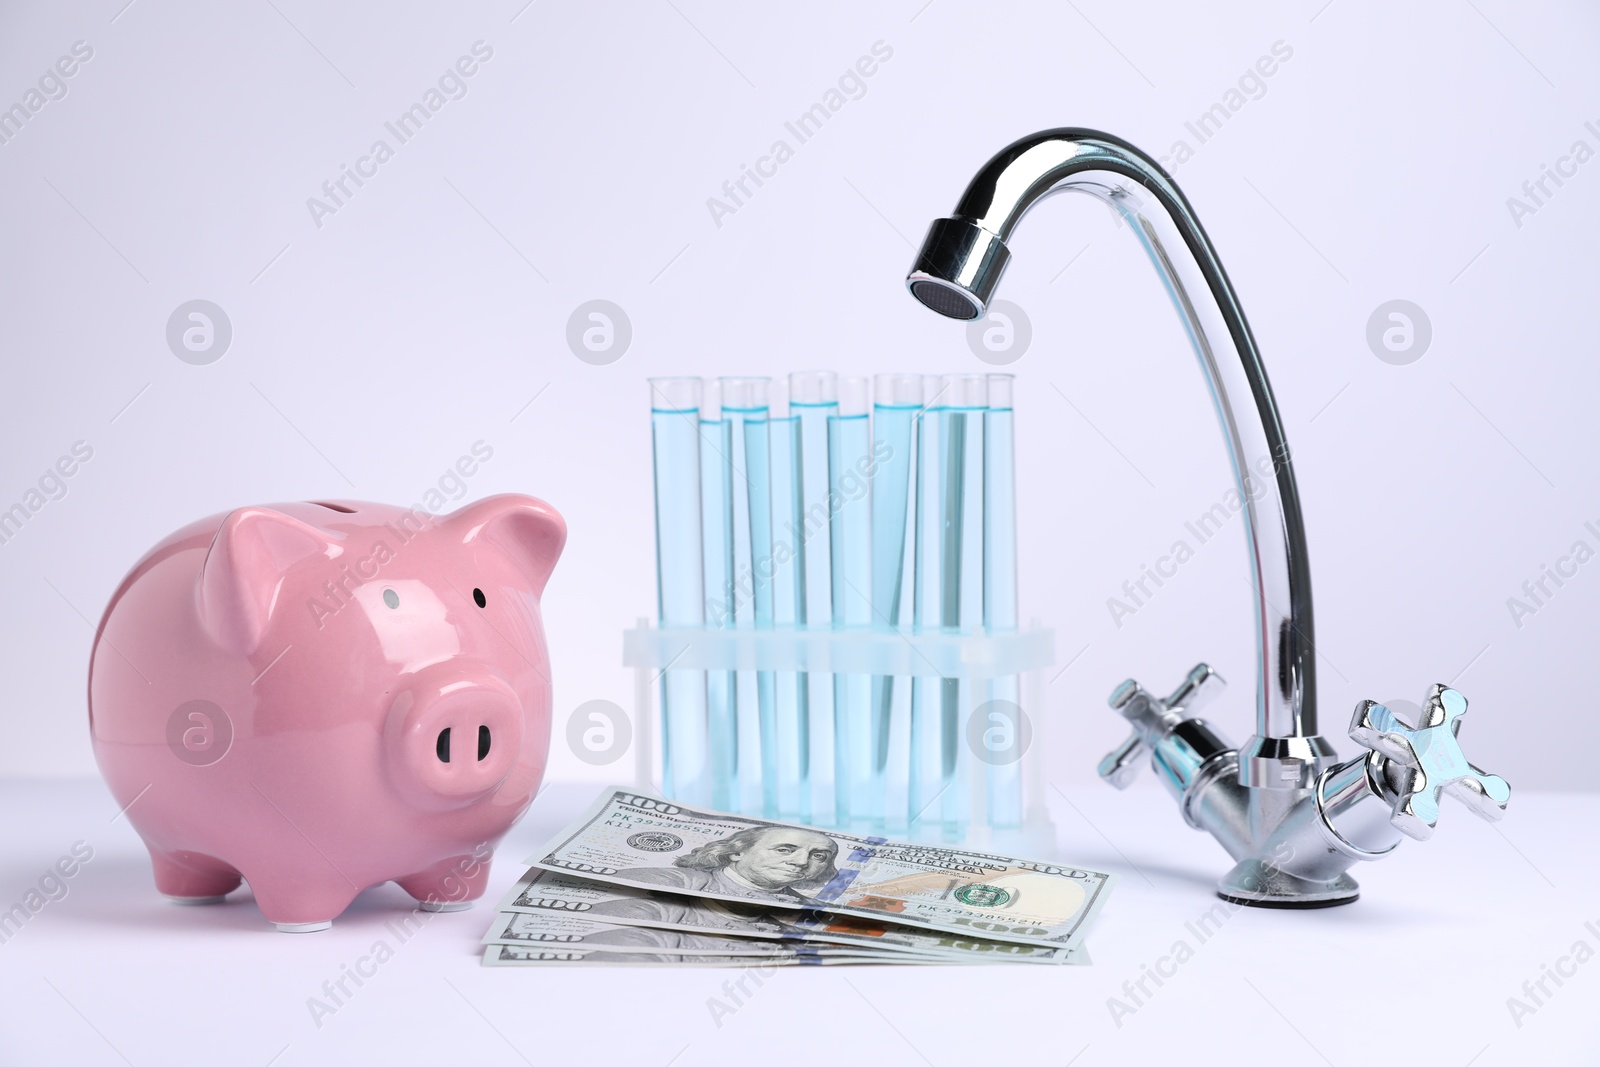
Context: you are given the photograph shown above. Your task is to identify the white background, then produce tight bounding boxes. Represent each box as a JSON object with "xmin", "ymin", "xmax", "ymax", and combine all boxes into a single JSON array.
[
  {"xmin": 3, "ymin": 1, "xmax": 1599, "ymax": 788},
  {"xmin": 2, "ymin": 1, "xmax": 1597, "ymax": 1063},
  {"xmin": 4, "ymin": 0, "xmax": 1597, "ymax": 790}
]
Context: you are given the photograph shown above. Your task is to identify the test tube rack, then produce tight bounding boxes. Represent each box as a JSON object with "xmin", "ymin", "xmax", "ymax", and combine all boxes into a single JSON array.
[
  {"xmin": 624, "ymin": 619, "xmax": 1057, "ymax": 852},
  {"xmin": 633, "ymin": 371, "xmax": 1057, "ymax": 854}
]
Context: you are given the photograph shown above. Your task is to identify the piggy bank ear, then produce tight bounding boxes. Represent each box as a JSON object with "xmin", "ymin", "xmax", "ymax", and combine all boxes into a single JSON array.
[
  {"xmin": 200, "ymin": 507, "xmax": 339, "ymax": 656},
  {"xmin": 448, "ymin": 494, "xmax": 566, "ymax": 598}
]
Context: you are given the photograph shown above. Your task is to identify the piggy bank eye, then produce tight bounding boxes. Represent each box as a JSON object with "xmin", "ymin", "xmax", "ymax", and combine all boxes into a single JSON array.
[
  {"xmin": 472, "ymin": 588, "xmax": 487, "ymax": 609},
  {"xmin": 382, "ymin": 588, "xmax": 400, "ymax": 609}
]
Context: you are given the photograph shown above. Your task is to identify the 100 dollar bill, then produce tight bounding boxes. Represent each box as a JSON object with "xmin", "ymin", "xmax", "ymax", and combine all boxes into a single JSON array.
[
  {"xmin": 483, "ymin": 943, "xmax": 939, "ymax": 967},
  {"xmin": 481, "ymin": 908, "xmax": 940, "ymax": 962},
  {"xmin": 499, "ymin": 869, "xmax": 1086, "ymax": 963},
  {"xmin": 527, "ymin": 789, "xmax": 1115, "ymax": 950}
]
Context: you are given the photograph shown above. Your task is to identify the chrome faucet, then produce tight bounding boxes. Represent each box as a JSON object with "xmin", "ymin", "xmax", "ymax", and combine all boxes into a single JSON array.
[{"xmin": 904, "ymin": 128, "xmax": 1510, "ymax": 906}]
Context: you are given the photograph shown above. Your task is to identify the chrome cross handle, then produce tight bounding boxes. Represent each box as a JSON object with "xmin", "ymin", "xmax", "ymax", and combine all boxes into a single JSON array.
[
  {"xmin": 1098, "ymin": 663, "xmax": 1227, "ymax": 789},
  {"xmin": 1349, "ymin": 685, "xmax": 1512, "ymax": 841}
]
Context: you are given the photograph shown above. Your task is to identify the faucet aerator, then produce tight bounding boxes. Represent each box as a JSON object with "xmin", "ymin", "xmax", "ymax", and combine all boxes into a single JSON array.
[{"xmin": 906, "ymin": 216, "xmax": 1010, "ymax": 320}]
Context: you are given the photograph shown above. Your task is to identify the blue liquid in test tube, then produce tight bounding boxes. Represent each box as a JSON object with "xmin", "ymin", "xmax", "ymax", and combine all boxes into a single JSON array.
[
  {"xmin": 910, "ymin": 375, "xmax": 945, "ymax": 838},
  {"xmin": 939, "ymin": 373, "xmax": 987, "ymax": 840},
  {"xmin": 871, "ymin": 373, "xmax": 921, "ymax": 833},
  {"xmin": 984, "ymin": 373, "xmax": 1023, "ymax": 828},
  {"xmin": 698, "ymin": 382, "xmax": 738, "ymax": 812},
  {"xmin": 829, "ymin": 377, "xmax": 873, "ymax": 830},
  {"xmin": 768, "ymin": 405, "xmax": 806, "ymax": 822},
  {"xmin": 648, "ymin": 377, "xmax": 710, "ymax": 806},
  {"xmin": 722, "ymin": 377, "xmax": 775, "ymax": 817},
  {"xmin": 791, "ymin": 371, "xmax": 837, "ymax": 826}
]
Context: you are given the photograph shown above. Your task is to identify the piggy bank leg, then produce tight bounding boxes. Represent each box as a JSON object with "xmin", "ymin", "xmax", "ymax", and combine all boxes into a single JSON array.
[
  {"xmin": 396, "ymin": 855, "xmax": 491, "ymax": 912},
  {"xmin": 245, "ymin": 871, "xmax": 362, "ymax": 933},
  {"xmin": 150, "ymin": 849, "xmax": 242, "ymax": 905}
]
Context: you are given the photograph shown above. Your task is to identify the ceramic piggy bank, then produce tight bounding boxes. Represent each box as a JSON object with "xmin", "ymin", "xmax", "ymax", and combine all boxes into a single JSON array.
[{"xmin": 89, "ymin": 495, "xmax": 564, "ymax": 931}]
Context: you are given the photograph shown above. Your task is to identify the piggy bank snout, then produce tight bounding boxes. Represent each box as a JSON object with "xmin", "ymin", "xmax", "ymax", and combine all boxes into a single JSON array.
[{"xmin": 387, "ymin": 668, "xmax": 523, "ymax": 808}]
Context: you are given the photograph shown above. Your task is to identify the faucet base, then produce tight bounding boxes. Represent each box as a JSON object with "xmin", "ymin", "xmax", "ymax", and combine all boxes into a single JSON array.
[
  {"xmin": 1216, "ymin": 858, "xmax": 1360, "ymax": 908},
  {"xmin": 1217, "ymin": 891, "xmax": 1357, "ymax": 910}
]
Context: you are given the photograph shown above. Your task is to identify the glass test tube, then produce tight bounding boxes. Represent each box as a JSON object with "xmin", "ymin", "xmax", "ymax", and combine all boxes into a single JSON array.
[
  {"xmin": 910, "ymin": 375, "xmax": 945, "ymax": 838},
  {"xmin": 939, "ymin": 373, "xmax": 987, "ymax": 840},
  {"xmin": 648, "ymin": 378, "xmax": 710, "ymax": 806},
  {"xmin": 870, "ymin": 373, "xmax": 921, "ymax": 834},
  {"xmin": 721, "ymin": 377, "xmax": 774, "ymax": 817},
  {"xmin": 828, "ymin": 376, "xmax": 874, "ymax": 830},
  {"xmin": 768, "ymin": 392, "xmax": 806, "ymax": 822},
  {"xmin": 791, "ymin": 371, "xmax": 837, "ymax": 826},
  {"xmin": 698, "ymin": 380, "xmax": 738, "ymax": 812},
  {"xmin": 984, "ymin": 374, "xmax": 1023, "ymax": 828}
]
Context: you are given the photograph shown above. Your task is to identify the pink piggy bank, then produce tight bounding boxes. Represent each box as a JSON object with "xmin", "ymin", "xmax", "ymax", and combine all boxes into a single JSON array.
[{"xmin": 89, "ymin": 495, "xmax": 565, "ymax": 932}]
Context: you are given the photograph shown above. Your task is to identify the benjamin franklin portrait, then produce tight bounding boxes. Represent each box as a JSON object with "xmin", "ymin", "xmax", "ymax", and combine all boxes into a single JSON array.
[{"xmin": 616, "ymin": 825, "xmax": 839, "ymax": 903}]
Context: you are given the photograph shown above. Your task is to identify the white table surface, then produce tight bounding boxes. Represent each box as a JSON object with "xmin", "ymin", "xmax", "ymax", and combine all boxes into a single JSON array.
[{"xmin": 1, "ymin": 777, "xmax": 1593, "ymax": 1066}]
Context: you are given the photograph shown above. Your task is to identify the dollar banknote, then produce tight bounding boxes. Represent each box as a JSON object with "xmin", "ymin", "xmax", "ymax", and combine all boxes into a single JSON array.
[
  {"xmin": 480, "ymin": 908, "xmax": 942, "ymax": 962},
  {"xmin": 498, "ymin": 869, "xmax": 1086, "ymax": 963},
  {"xmin": 526, "ymin": 788, "xmax": 1115, "ymax": 950},
  {"xmin": 483, "ymin": 943, "xmax": 941, "ymax": 967}
]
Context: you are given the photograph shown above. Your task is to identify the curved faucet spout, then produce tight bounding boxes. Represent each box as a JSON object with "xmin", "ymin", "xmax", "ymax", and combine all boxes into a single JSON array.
[{"xmin": 906, "ymin": 128, "xmax": 1334, "ymax": 787}]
